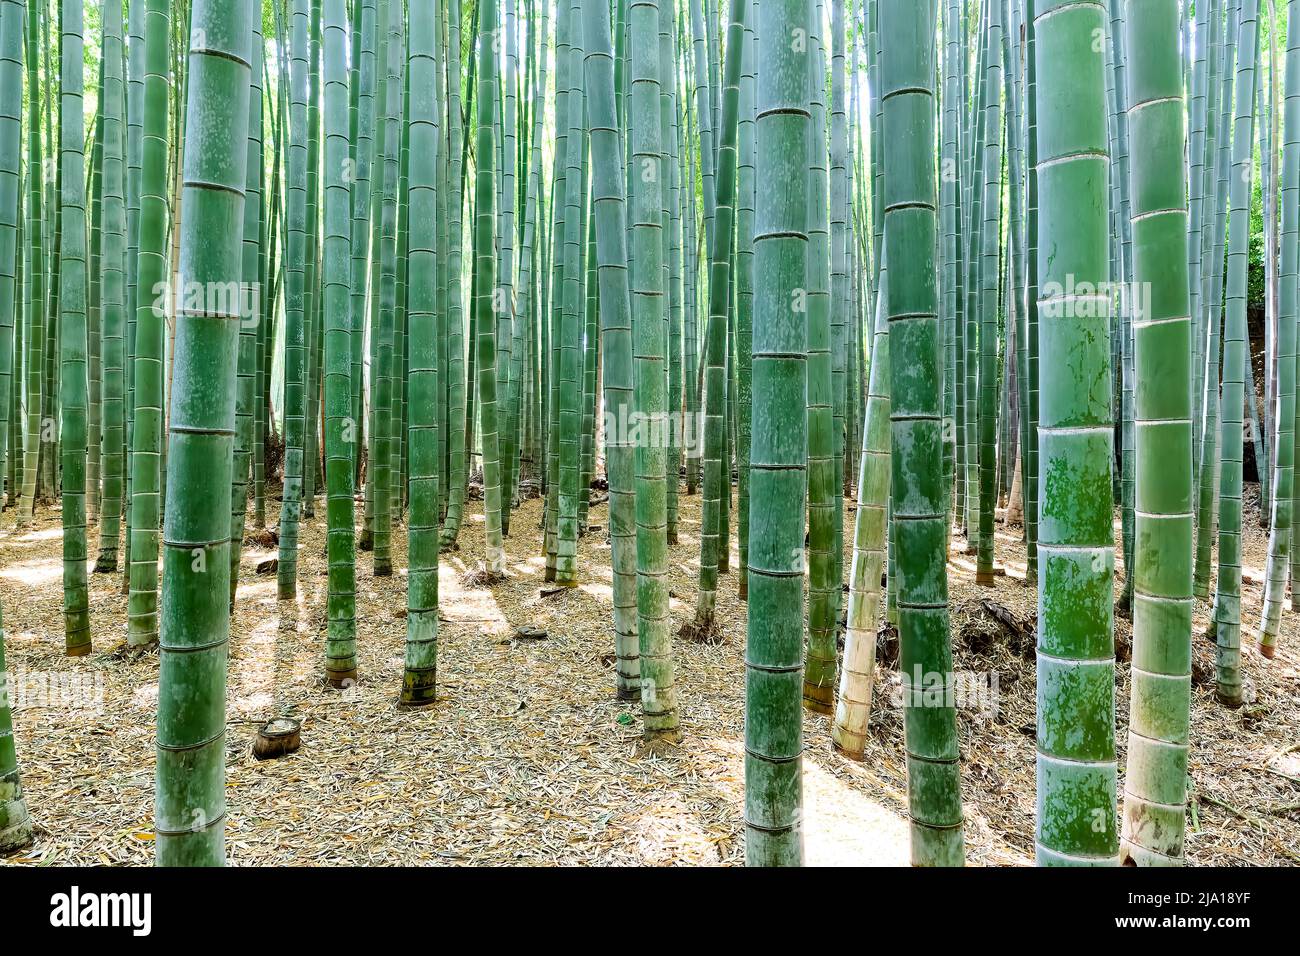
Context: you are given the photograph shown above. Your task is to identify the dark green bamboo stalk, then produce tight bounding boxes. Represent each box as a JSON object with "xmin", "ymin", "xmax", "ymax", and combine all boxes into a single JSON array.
[
  {"xmin": 125, "ymin": 0, "xmax": 169, "ymax": 649},
  {"xmin": 498, "ymin": 0, "xmax": 520, "ymax": 533},
  {"xmin": 0, "ymin": 0, "xmax": 21, "ymax": 528},
  {"xmin": 1188, "ymin": 0, "xmax": 1212, "ymax": 507},
  {"xmin": 92, "ymin": 0, "xmax": 126, "ymax": 575},
  {"xmin": 319, "ymin": 0, "xmax": 357, "ymax": 687},
  {"xmin": 744, "ymin": 0, "xmax": 808, "ymax": 867},
  {"xmin": 438, "ymin": 0, "xmax": 467, "ymax": 550},
  {"xmin": 584, "ymin": 0, "xmax": 639, "ymax": 699},
  {"xmin": 1024, "ymin": 0, "xmax": 1040, "ymax": 580},
  {"xmin": 302, "ymin": 0, "xmax": 322, "ymax": 519},
  {"xmin": 87, "ymin": 100, "xmax": 102, "ymax": 528},
  {"xmin": 0, "ymin": 0, "xmax": 33, "ymax": 856},
  {"xmin": 348, "ymin": 0, "xmax": 376, "ymax": 493},
  {"xmin": 472, "ymin": 0, "xmax": 504, "ymax": 575},
  {"xmin": 688, "ymin": 0, "xmax": 715, "ymax": 259},
  {"xmin": 882, "ymin": 0, "xmax": 965, "ymax": 866},
  {"xmin": 688, "ymin": 0, "xmax": 745, "ymax": 637},
  {"xmin": 15, "ymin": 0, "xmax": 39, "ymax": 528},
  {"xmin": 554, "ymin": 0, "xmax": 586, "ymax": 586},
  {"xmin": 828, "ymin": 0, "xmax": 848, "ymax": 612},
  {"xmin": 734, "ymin": 0, "xmax": 755, "ymax": 599},
  {"xmin": 1214, "ymin": 0, "xmax": 1260, "ymax": 707},
  {"xmin": 629, "ymin": 0, "xmax": 679, "ymax": 742},
  {"xmin": 58, "ymin": 0, "xmax": 89, "ymax": 655},
  {"xmin": 804, "ymin": 0, "xmax": 835, "ymax": 712},
  {"xmin": 542, "ymin": 4, "xmax": 568, "ymax": 582},
  {"xmin": 120, "ymin": 0, "xmax": 144, "ymax": 597},
  {"xmin": 400, "ymin": 0, "xmax": 440, "ymax": 705},
  {"xmin": 228, "ymin": 7, "xmax": 264, "ymax": 607},
  {"xmin": 975, "ymin": 0, "xmax": 1003, "ymax": 586},
  {"xmin": 278, "ymin": 0, "xmax": 310, "ymax": 596}
]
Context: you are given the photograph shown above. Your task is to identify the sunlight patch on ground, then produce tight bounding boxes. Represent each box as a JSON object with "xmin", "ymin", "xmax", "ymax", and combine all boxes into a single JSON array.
[
  {"xmin": 620, "ymin": 790, "xmax": 724, "ymax": 865},
  {"xmin": 133, "ymin": 681, "xmax": 159, "ymax": 709},
  {"xmin": 229, "ymin": 618, "xmax": 279, "ymax": 718},
  {"xmin": 0, "ymin": 557, "xmax": 64, "ymax": 587},
  {"xmin": 440, "ymin": 580, "xmax": 511, "ymax": 633},
  {"xmin": 803, "ymin": 752, "xmax": 911, "ymax": 866},
  {"xmin": 579, "ymin": 582, "xmax": 613, "ymax": 604},
  {"xmin": 236, "ymin": 578, "xmax": 278, "ymax": 602},
  {"xmin": 9, "ymin": 527, "xmax": 63, "ymax": 543}
]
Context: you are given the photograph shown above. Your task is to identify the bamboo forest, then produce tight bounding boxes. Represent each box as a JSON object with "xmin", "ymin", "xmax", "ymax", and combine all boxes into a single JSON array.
[{"xmin": 1, "ymin": 0, "xmax": 1300, "ymax": 874}]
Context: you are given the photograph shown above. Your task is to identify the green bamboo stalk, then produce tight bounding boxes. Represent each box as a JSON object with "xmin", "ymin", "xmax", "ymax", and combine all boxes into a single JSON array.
[
  {"xmin": 400, "ymin": 0, "xmax": 440, "ymax": 705},
  {"xmin": 1258, "ymin": 0, "xmax": 1296, "ymax": 651},
  {"xmin": 0, "ymin": 0, "xmax": 33, "ymax": 857},
  {"xmin": 688, "ymin": 0, "xmax": 716, "ymax": 259},
  {"xmin": 975, "ymin": 0, "xmax": 1003, "ymax": 586},
  {"xmin": 950, "ymin": 0, "xmax": 967, "ymax": 536},
  {"xmin": 0, "ymin": 0, "xmax": 21, "ymax": 528},
  {"xmin": 735, "ymin": 0, "xmax": 755, "ymax": 598},
  {"xmin": 883, "ymin": 0, "xmax": 966, "ymax": 866},
  {"xmin": 87, "ymin": 99, "xmax": 102, "ymax": 527},
  {"xmin": 435, "ymin": 4, "xmax": 450, "ymax": 521},
  {"xmin": 1118, "ymin": 0, "xmax": 1194, "ymax": 867},
  {"xmin": 517, "ymin": 0, "xmax": 551, "ymax": 514},
  {"xmin": 155, "ymin": 0, "xmax": 252, "ymax": 867},
  {"xmin": 804, "ymin": 0, "xmax": 836, "ymax": 712},
  {"xmin": 1196, "ymin": 0, "xmax": 1238, "ymax": 600},
  {"xmin": 278, "ymin": 0, "xmax": 310, "ymax": 595},
  {"xmin": 253, "ymin": 46, "xmax": 274, "ymax": 531},
  {"xmin": 744, "ymin": 0, "xmax": 807, "ymax": 866},
  {"xmin": 349, "ymin": 0, "xmax": 376, "ymax": 494},
  {"xmin": 438, "ymin": 0, "xmax": 467, "ymax": 551},
  {"xmin": 228, "ymin": 9, "xmax": 263, "ymax": 608},
  {"xmin": 121, "ymin": 0, "xmax": 144, "ymax": 597},
  {"xmin": 629, "ymin": 0, "xmax": 679, "ymax": 742},
  {"xmin": 57, "ymin": 0, "xmax": 89, "ymax": 655},
  {"xmin": 1189, "ymin": 0, "xmax": 1212, "ymax": 504},
  {"xmin": 542, "ymin": 4, "xmax": 569, "ymax": 582},
  {"xmin": 828, "ymin": 0, "xmax": 848, "ymax": 613},
  {"xmin": 1024, "ymin": 0, "xmax": 1040, "ymax": 580},
  {"xmin": 125, "ymin": 0, "xmax": 169, "ymax": 649},
  {"xmin": 940, "ymin": 0, "xmax": 959, "ymax": 529},
  {"xmin": 302, "ymin": 0, "xmax": 322, "ymax": 519},
  {"xmin": 583, "ymin": 0, "xmax": 640, "ymax": 699},
  {"xmin": 40, "ymin": 0, "xmax": 57, "ymax": 506},
  {"xmin": 688, "ymin": 0, "xmax": 745, "ymax": 638},
  {"xmin": 318, "ymin": 0, "xmax": 358, "ymax": 686},
  {"xmin": 1033, "ymin": 0, "xmax": 1118, "ymax": 867},
  {"xmin": 1214, "ymin": 0, "xmax": 1260, "ymax": 708},
  {"xmin": 473, "ymin": 0, "xmax": 504, "ymax": 576},
  {"xmin": 554, "ymin": 0, "xmax": 586, "ymax": 586},
  {"xmin": 92, "ymin": 0, "xmax": 126, "ymax": 575},
  {"xmin": 498, "ymin": 0, "xmax": 520, "ymax": 533},
  {"xmin": 659, "ymin": 11, "xmax": 678, "ymax": 545},
  {"xmin": 962, "ymin": 0, "xmax": 986, "ymax": 550},
  {"xmin": 391, "ymin": 53, "xmax": 409, "ymax": 521}
]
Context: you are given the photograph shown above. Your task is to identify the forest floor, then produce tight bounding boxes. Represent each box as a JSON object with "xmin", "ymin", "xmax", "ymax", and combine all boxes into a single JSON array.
[{"xmin": 2, "ymin": 481, "xmax": 1299, "ymax": 866}]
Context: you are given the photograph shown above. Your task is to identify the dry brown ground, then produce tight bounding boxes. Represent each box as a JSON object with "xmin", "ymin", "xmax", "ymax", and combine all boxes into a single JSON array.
[{"xmin": 1, "ymin": 482, "xmax": 1298, "ymax": 866}]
